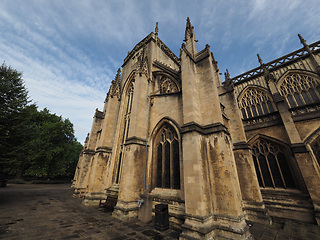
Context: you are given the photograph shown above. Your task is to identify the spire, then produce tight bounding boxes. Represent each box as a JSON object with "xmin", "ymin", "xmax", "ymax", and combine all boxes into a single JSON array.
[
  {"xmin": 184, "ymin": 17, "xmax": 197, "ymax": 56},
  {"xmin": 257, "ymin": 54, "xmax": 275, "ymax": 82},
  {"xmin": 155, "ymin": 22, "xmax": 159, "ymax": 36},
  {"xmin": 298, "ymin": 34, "xmax": 307, "ymax": 47},
  {"xmin": 257, "ymin": 54, "xmax": 263, "ymax": 66}
]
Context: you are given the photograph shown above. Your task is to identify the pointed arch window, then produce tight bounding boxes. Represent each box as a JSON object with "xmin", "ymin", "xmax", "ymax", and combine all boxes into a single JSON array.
[
  {"xmin": 251, "ymin": 138, "xmax": 296, "ymax": 189},
  {"xmin": 311, "ymin": 136, "xmax": 320, "ymax": 165},
  {"xmin": 116, "ymin": 80, "xmax": 134, "ymax": 184},
  {"xmin": 239, "ymin": 88, "xmax": 276, "ymax": 119},
  {"xmin": 159, "ymin": 76, "xmax": 178, "ymax": 94},
  {"xmin": 155, "ymin": 125, "xmax": 180, "ymax": 189},
  {"xmin": 279, "ymin": 73, "xmax": 320, "ymax": 108}
]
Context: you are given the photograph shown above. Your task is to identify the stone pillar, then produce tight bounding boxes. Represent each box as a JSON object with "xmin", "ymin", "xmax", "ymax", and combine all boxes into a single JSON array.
[
  {"xmin": 112, "ymin": 71, "xmax": 150, "ymax": 220},
  {"xmin": 73, "ymin": 149, "xmax": 94, "ymax": 197},
  {"xmin": 80, "ymin": 109, "xmax": 104, "ymax": 203},
  {"xmin": 73, "ymin": 109, "xmax": 103, "ymax": 198},
  {"xmin": 84, "ymin": 72, "xmax": 122, "ymax": 205},
  {"xmin": 220, "ymin": 83, "xmax": 270, "ymax": 224},
  {"xmin": 179, "ymin": 34, "xmax": 251, "ymax": 239}
]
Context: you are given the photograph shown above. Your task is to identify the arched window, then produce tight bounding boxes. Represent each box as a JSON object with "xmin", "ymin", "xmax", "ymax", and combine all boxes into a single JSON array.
[
  {"xmin": 155, "ymin": 125, "xmax": 180, "ymax": 189},
  {"xmin": 159, "ymin": 76, "xmax": 178, "ymax": 94},
  {"xmin": 279, "ymin": 73, "xmax": 320, "ymax": 108},
  {"xmin": 116, "ymin": 80, "xmax": 134, "ymax": 184},
  {"xmin": 311, "ymin": 136, "xmax": 320, "ymax": 165},
  {"xmin": 251, "ymin": 138, "xmax": 296, "ymax": 189},
  {"xmin": 239, "ymin": 88, "xmax": 276, "ymax": 119}
]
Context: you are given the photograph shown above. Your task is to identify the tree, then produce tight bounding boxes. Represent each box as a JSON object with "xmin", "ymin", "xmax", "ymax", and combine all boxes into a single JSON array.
[
  {"xmin": 0, "ymin": 63, "xmax": 30, "ymax": 176},
  {"xmin": 0, "ymin": 63, "xmax": 83, "ymax": 179},
  {"xmin": 25, "ymin": 108, "xmax": 83, "ymax": 178}
]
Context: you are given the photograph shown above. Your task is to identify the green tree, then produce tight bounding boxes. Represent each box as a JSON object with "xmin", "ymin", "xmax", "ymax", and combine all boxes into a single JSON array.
[
  {"xmin": 0, "ymin": 63, "xmax": 83, "ymax": 179},
  {"xmin": 0, "ymin": 63, "xmax": 31, "ymax": 176},
  {"xmin": 25, "ymin": 108, "xmax": 82, "ymax": 178}
]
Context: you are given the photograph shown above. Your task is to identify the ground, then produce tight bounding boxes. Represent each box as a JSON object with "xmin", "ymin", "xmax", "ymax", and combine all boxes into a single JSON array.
[{"xmin": 0, "ymin": 184, "xmax": 320, "ymax": 240}]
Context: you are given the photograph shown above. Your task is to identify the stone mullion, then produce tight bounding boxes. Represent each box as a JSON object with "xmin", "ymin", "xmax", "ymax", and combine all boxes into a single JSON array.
[
  {"xmin": 274, "ymin": 154, "xmax": 287, "ymax": 189},
  {"xmin": 255, "ymin": 153, "xmax": 266, "ymax": 188},
  {"xmin": 169, "ymin": 140, "xmax": 174, "ymax": 189},
  {"xmin": 161, "ymin": 141, "xmax": 165, "ymax": 188},
  {"xmin": 298, "ymin": 91, "xmax": 307, "ymax": 105},
  {"xmin": 264, "ymin": 152, "xmax": 276, "ymax": 188}
]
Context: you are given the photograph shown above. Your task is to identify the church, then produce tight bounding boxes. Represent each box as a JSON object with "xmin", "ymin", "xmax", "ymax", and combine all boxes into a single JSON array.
[{"xmin": 72, "ymin": 18, "xmax": 320, "ymax": 239}]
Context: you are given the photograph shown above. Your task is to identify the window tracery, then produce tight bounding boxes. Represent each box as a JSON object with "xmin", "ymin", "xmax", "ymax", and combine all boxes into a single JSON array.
[
  {"xmin": 251, "ymin": 138, "xmax": 296, "ymax": 189},
  {"xmin": 155, "ymin": 125, "xmax": 180, "ymax": 189},
  {"xmin": 159, "ymin": 76, "xmax": 178, "ymax": 94},
  {"xmin": 239, "ymin": 88, "xmax": 276, "ymax": 119},
  {"xmin": 279, "ymin": 73, "xmax": 320, "ymax": 108}
]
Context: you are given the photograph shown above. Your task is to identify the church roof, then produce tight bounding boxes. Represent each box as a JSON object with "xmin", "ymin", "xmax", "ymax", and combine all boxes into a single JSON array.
[{"xmin": 122, "ymin": 32, "xmax": 180, "ymax": 67}]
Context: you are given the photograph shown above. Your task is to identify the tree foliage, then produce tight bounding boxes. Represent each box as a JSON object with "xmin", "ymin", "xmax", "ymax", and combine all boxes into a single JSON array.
[{"xmin": 0, "ymin": 63, "xmax": 83, "ymax": 179}]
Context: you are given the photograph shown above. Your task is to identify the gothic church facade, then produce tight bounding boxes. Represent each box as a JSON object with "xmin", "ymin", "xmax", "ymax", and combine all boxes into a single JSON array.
[{"xmin": 73, "ymin": 18, "xmax": 320, "ymax": 239}]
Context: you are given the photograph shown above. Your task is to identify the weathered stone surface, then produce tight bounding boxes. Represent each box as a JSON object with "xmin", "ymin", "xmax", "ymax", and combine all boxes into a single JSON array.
[{"xmin": 73, "ymin": 18, "xmax": 320, "ymax": 239}]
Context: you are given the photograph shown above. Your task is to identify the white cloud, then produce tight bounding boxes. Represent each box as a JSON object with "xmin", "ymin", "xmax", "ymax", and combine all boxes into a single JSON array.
[{"xmin": 1, "ymin": 0, "xmax": 320, "ymax": 142}]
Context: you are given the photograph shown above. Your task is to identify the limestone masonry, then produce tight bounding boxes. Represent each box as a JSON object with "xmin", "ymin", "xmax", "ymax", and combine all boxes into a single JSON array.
[{"xmin": 72, "ymin": 18, "xmax": 320, "ymax": 239}]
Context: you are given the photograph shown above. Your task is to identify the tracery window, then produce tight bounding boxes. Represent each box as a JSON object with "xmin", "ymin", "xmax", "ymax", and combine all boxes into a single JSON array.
[
  {"xmin": 155, "ymin": 125, "xmax": 180, "ymax": 189},
  {"xmin": 311, "ymin": 136, "xmax": 320, "ymax": 165},
  {"xmin": 239, "ymin": 88, "xmax": 276, "ymax": 119},
  {"xmin": 159, "ymin": 76, "xmax": 178, "ymax": 94},
  {"xmin": 251, "ymin": 138, "xmax": 296, "ymax": 189},
  {"xmin": 116, "ymin": 80, "xmax": 134, "ymax": 184},
  {"xmin": 279, "ymin": 73, "xmax": 320, "ymax": 108}
]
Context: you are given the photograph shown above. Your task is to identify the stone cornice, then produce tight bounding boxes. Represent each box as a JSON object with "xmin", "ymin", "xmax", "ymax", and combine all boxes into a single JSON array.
[
  {"xmin": 291, "ymin": 143, "xmax": 308, "ymax": 153},
  {"xmin": 83, "ymin": 149, "xmax": 95, "ymax": 155},
  {"xmin": 95, "ymin": 146, "xmax": 112, "ymax": 153},
  {"xmin": 233, "ymin": 141, "xmax": 250, "ymax": 150},
  {"xmin": 194, "ymin": 47, "xmax": 210, "ymax": 63},
  {"xmin": 125, "ymin": 136, "xmax": 147, "ymax": 146},
  {"xmin": 181, "ymin": 122, "xmax": 229, "ymax": 135}
]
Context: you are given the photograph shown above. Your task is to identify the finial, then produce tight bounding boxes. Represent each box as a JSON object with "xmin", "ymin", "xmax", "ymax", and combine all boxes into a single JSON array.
[
  {"xmin": 257, "ymin": 54, "xmax": 263, "ymax": 66},
  {"xmin": 186, "ymin": 17, "xmax": 192, "ymax": 31},
  {"xmin": 155, "ymin": 22, "xmax": 159, "ymax": 36},
  {"xmin": 85, "ymin": 133, "xmax": 90, "ymax": 143},
  {"xmin": 225, "ymin": 69, "xmax": 230, "ymax": 81},
  {"xmin": 298, "ymin": 34, "xmax": 307, "ymax": 47},
  {"xmin": 116, "ymin": 68, "xmax": 121, "ymax": 80}
]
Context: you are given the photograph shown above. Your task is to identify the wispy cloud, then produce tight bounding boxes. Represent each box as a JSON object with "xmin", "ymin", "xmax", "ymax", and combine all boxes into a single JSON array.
[{"xmin": 1, "ymin": 0, "xmax": 319, "ymax": 142}]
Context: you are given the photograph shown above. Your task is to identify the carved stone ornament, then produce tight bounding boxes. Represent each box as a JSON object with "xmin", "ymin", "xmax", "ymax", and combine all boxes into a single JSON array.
[
  {"xmin": 106, "ymin": 68, "xmax": 121, "ymax": 101},
  {"xmin": 137, "ymin": 44, "xmax": 148, "ymax": 77}
]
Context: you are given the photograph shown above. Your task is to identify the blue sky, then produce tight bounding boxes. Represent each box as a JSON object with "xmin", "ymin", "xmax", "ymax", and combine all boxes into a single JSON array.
[{"xmin": 1, "ymin": 0, "xmax": 319, "ymax": 143}]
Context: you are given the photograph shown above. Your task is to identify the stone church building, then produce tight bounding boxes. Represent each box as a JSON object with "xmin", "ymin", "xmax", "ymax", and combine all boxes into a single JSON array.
[{"xmin": 72, "ymin": 18, "xmax": 320, "ymax": 239}]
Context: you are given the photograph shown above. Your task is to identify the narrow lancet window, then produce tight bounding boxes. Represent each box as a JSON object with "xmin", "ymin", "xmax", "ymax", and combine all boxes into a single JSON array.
[
  {"xmin": 116, "ymin": 80, "xmax": 134, "ymax": 184},
  {"xmin": 155, "ymin": 125, "xmax": 180, "ymax": 189}
]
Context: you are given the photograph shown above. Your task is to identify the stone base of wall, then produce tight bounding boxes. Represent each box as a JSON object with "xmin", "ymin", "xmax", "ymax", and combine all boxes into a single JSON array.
[{"xmin": 179, "ymin": 214, "xmax": 253, "ymax": 240}]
